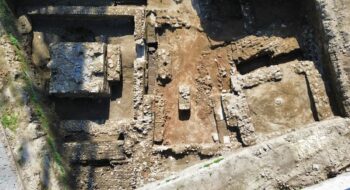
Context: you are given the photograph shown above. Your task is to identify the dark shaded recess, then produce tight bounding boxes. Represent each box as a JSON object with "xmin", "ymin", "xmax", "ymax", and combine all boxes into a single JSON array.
[
  {"xmin": 236, "ymin": 49, "xmax": 303, "ymax": 75},
  {"xmin": 13, "ymin": 0, "xmax": 147, "ymax": 7},
  {"xmin": 302, "ymin": 0, "xmax": 343, "ymax": 116},
  {"xmin": 304, "ymin": 75, "xmax": 320, "ymax": 121},
  {"xmin": 252, "ymin": 0, "xmax": 305, "ymax": 30},
  {"xmin": 192, "ymin": 0, "xmax": 245, "ymax": 41},
  {"xmin": 72, "ymin": 160, "xmax": 115, "ymax": 166},
  {"xmin": 30, "ymin": 15, "xmax": 134, "ymax": 43},
  {"xmin": 110, "ymin": 82, "xmax": 123, "ymax": 100},
  {"xmin": 158, "ymin": 149, "xmax": 214, "ymax": 160},
  {"xmin": 54, "ymin": 98, "xmax": 110, "ymax": 120},
  {"xmin": 227, "ymin": 126, "xmax": 245, "ymax": 147},
  {"xmin": 156, "ymin": 24, "xmax": 176, "ymax": 37},
  {"xmin": 178, "ymin": 109, "xmax": 191, "ymax": 121}
]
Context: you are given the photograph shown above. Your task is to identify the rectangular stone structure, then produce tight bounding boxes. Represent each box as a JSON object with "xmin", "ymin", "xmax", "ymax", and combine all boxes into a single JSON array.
[
  {"xmin": 179, "ymin": 85, "xmax": 191, "ymax": 111},
  {"xmin": 106, "ymin": 44, "xmax": 122, "ymax": 82},
  {"xmin": 48, "ymin": 42, "xmax": 110, "ymax": 97}
]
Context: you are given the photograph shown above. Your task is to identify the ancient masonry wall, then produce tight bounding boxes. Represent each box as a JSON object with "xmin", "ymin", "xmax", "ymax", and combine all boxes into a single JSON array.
[
  {"xmin": 21, "ymin": 6, "xmax": 146, "ymax": 40},
  {"xmin": 22, "ymin": 5, "xmax": 151, "ymax": 128},
  {"xmin": 314, "ymin": 0, "xmax": 350, "ymax": 116}
]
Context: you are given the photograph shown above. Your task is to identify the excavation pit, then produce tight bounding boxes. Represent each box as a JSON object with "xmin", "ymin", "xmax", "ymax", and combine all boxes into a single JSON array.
[{"xmin": 2, "ymin": 0, "xmax": 349, "ymax": 189}]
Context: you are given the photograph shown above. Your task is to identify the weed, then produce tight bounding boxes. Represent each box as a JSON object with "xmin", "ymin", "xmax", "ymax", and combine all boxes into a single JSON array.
[
  {"xmin": 9, "ymin": 33, "xmax": 19, "ymax": 47},
  {"xmin": 213, "ymin": 157, "xmax": 224, "ymax": 164},
  {"xmin": 203, "ymin": 157, "xmax": 224, "ymax": 168},
  {"xmin": 1, "ymin": 112, "xmax": 18, "ymax": 131}
]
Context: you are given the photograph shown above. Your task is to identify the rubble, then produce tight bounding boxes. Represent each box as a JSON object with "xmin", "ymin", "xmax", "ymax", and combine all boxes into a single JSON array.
[
  {"xmin": 229, "ymin": 36, "xmax": 300, "ymax": 64},
  {"xmin": 153, "ymin": 94, "xmax": 166, "ymax": 143},
  {"xmin": 48, "ymin": 42, "xmax": 110, "ymax": 97},
  {"xmin": 240, "ymin": 65, "xmax": 283, "ymax": 88},
  {"xmin": 133, "ymin": 58, "xmax": 146, "ymax": 111},
  {"xmin": 155, "ymin": 14, "xmax": 188, "ymax": 29},
  {"xmin": 156, "ymin": 49, "xmax": 172, "ymax": 85},
  {"xmin": 221, "ymin": 93, "xmax": 256, "ymax": 146}
]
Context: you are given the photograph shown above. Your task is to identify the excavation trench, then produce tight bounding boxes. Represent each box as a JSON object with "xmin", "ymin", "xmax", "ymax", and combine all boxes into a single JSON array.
[{"xmin": 3, "ymin": 0, "xmax": 348, "ymax": 189}]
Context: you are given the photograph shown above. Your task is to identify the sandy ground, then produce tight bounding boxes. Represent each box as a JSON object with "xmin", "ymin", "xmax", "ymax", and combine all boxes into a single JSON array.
[{"xmin": 304, "ymin": 172, "xmax": 350, "ymax": 190}]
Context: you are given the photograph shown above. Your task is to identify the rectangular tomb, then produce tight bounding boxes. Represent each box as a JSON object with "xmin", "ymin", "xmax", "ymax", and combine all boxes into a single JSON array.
[{"xmin": 48, "ymin": 42, "xmax": 110, "ymax": 97}]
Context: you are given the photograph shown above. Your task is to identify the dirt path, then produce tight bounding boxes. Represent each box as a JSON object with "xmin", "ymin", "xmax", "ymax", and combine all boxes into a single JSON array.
[{"xmin": 0, "ymin": 128, "xmax": 22, "ymax": 190}]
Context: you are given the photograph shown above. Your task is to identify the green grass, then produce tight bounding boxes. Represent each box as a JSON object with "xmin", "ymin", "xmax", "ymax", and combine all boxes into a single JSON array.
[
  {"xmin": 213, "ymin": 157, "xmax": 224, "ymax": 164},
  {"xmin": 9, "ymin": 33, "xmax": 19, "ymax": 47},
  {"xmin": 1, "ymin": 113, "xmax": 18, "ymax": 131},
  {"xmin": 203, "ymin": 157, "xmax": 224, "ymax": 168},
  {"xmin": 8, "ymin": 34, "xmax": 69, "ymax": 188}
]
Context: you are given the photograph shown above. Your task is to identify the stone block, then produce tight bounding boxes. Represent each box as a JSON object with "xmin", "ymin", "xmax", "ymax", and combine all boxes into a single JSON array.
[
  {"xmin": 106, "ymin": 44, "xmax": 122, "ymax": 82},
  {"xmin": 48, "ymin": 42, "xmax": 110, "ymax": 97},
  {"xmin": 179, "ymin": 85, "xmax": 191, "ymax": 110}
]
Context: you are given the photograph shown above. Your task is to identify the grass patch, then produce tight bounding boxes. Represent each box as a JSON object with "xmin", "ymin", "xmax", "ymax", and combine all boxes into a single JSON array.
[
  {"xmin": 0, "ymin": 0, "xmax": 68, "ymax": 187},
  {"xmin": 7, "ymin": 34, "xmax": 69, "ymax": 188},
  {"xmin": 213, "ymin": 157, "xmax": 224, "ymax": 164},
  {"xmin": 1, "ymin": 112, "xmax": 18, "ymax": 131},
  {"xmin": 203, "ymin": 157, "xmax": 224, "ymax": 168}
]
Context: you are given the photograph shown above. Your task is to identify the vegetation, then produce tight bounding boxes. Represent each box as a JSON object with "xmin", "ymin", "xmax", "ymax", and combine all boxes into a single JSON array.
[
  {"xmin": 203, "ymin": 157, "xmax": 224, "ymax": 168},
  {"xmin": 0, "ymin": 0, "xmax": 68, "ymax": 187},
  {"xmin": 1, "ymin": 112, "xmax": 18, "ymax": 131}
]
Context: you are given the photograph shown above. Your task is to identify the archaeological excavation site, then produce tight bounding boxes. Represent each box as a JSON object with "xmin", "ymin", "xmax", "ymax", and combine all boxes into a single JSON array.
[{"xmin": 1, "ymin": 0, "xmax": 350, "ymax": 189}]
